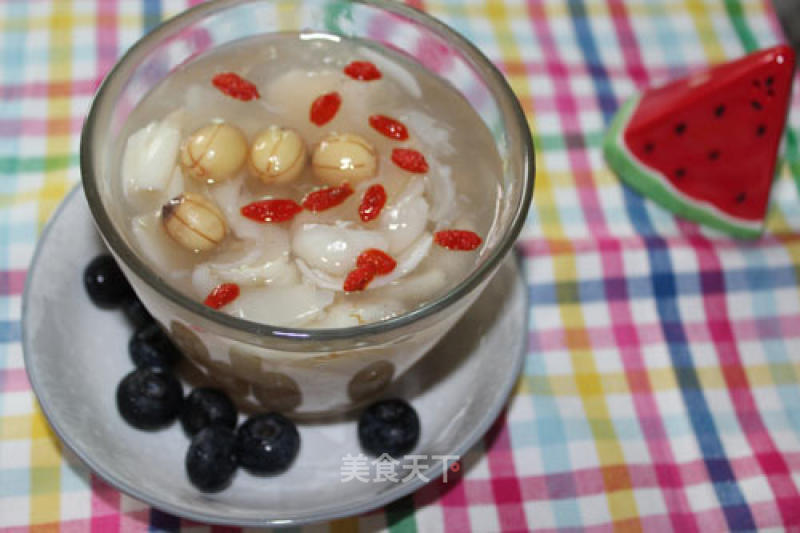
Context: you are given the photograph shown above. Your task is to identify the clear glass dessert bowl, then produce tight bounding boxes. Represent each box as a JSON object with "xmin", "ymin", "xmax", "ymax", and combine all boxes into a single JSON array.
[{"xmin": 80, "ymin": 0, "xmax": 534, "ymax": 417}]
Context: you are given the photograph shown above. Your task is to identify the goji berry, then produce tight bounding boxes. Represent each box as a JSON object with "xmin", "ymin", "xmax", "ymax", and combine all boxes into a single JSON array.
[
  {"xmin": 434, "ymin": 230, "xmax": 482, "ymax": 251},
  {"xmin": 204, "ymin": 283, "xmax": 240, "ymax": 309},
  {"xmin": 302, "ymin": 183, "xmax": 354, "ymax": 212},
  {"xmin": 356, "ymin": 249, "xmax": 396, "ymax": 275},
  {"xmin": 391, "ymin": 148, "xmax": 429, "ymax": 173},
  {"xmin": 369, "ymin": 115, "xmax": 409, "ymax": 141},
  {"xmin": 343, "ymin": 264, "xmax": 377, "ymax": 292},
  {"xmin": 343, "ymin": 61, "xmax": 382, "ymax": 81},
  {"xmin": 240, "ymin": 199, "xmax": 303, "ymax": 222},
  {"xmin": 310, "ymin": 91, "xmax": 342, "ymax": 126},
  {"xmin": 212, "ymin": 72, "xmax": 260, "ymax": 101},
  {"xmin": 358, "ymin": 184, "xmax": 387, "ymax": 222}
]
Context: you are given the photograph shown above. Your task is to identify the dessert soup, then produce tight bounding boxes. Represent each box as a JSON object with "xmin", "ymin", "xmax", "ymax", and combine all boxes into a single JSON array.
[{"xmin": 116, "ymin": 32, "xmax": 503, "ymax": 329}]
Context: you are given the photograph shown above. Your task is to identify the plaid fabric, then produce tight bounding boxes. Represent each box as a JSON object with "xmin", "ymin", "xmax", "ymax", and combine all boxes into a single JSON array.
[{"xmin": 2, "ymin": 0, "xmax": 800, "ymax": 530}]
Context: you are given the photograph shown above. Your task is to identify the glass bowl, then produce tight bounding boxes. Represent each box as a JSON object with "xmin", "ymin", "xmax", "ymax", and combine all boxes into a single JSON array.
[{"xmin": 80, "ymin": 0, "xmax": 534, "ymax": 417}]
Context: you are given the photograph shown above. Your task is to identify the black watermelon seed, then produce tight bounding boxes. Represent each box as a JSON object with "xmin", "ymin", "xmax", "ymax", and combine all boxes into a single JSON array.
[
  {"xmin": 708, "ymin": 150, "xmax": 720, "ymax": 161},
  {"xmin": 675, "ymin": 168, "xmax": 686, "ymax": 179},
  {"xmin": 735, "ymin": 193, "xmax": 747, "ymax": 204},
  {"xmin": 675, "ymin": 123, "xmax": 686, "ymax": 135},
  {"xmin": 644, "ymin": 142, "xmax": 655, "ymax": 153},
  {"xmin": 766, "ymin": 76, "xmax": 774, "ymax": 86},
  {"xmin": 714, "ymin": 105, "xmax": 725, "ymax": 117},
  {"xmin": 751, "ymin": 100, "xmax": 763, "ymax": 110},
  {"xmin": 757, "ymin": 124, "xmax": 767, "ymax": 137}
]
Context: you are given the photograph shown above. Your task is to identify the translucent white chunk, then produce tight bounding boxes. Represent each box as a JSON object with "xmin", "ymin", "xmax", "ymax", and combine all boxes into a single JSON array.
[
  {"xmin": 211, "ymin": 241, "xmax": 270, "ymax": 270},
  {"xmin": 122, "ymin": 110, "xmax": 183, "ymax": 196},
  {"xmin": 423, "ymin": 224, "xmax": 476, "ymax": 274},
  {"xmin": 263, "ymin": 69, "xmax": 343, "ymax": 139},
  {"xmin": 258, "ymin": 68, "xmax": 340, "ymax": 109},
  {"xmin": 191, "ymin": 264, "xmax": 216, "ymax": 297},
  {"xmin": 377, "ymin": 268, "xmax": 446, "ymax": 303},
  {"xmin": 403, "ymin": 110, "xmax": 454, "ymax": 154},
  {"xmin": 191, "ymin": 226, "xmax": 295, "ymax": 292},
  {"xmin": 296, "ymin": 233, "xmax": 433, "ymax": 292},
  {"xmin": 369, "ymin": 233, "xmax": 433, "ymax": 288},
  {"xmin": 131, "ymin": 211, "xmax": 195, "ymax": 278},
  {"xmin": 184, "ymin": 85, "xmax": 279, "ymax": 137},
  {"xmin": 348, "ymin": 298, "xmax": 405, "ymax": 323},
  {"xmin": 354, "ymin": 173, "xmax": 411, "ymax": 207},
  {"xmin": 425, "ymin": 163, "xmax": 457, "ymax": 224},
  {"xmin": 211, "ymin": 254, "xmax": 298, "ymax": 287},
  {"xmin": 338, "ymin": 78, "xmax": 389, "ymax": 130},
  {"xmin": 164, "ymin": 167, "xmax": 185, "ymax": 200},
  {"xmin": 124, "ymin": 166, "xmax": 185, "ymax": 213},
  {"xmin": 311, "ymin": 298, "xmax": 405, "ymax": 328},
  {"xmin": 227, "ymin": 284, "xmax": 334, "ymax": 327},
  {"xmin": 291, "ymin": 223, "xmax": 388, "ymax": 276},
  {"xmin": 379, "ymin": 178, "xmax": 429, "ymax": 254},
  {"xmin": 207, "ymin": 178, "xmax": 264, "ymax": 242},
  {"xmin": 312, "ymin": 303, "xmax": 361, "ymax": 328},
  {"xmin": 295, "ymin": 258, "xmax": 345, "ymax": 291}
]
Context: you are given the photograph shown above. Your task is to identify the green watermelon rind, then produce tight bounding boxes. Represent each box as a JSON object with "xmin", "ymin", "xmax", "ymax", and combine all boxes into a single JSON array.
[{"xmin": 603, "ymin": 96, "xmax": 764, "ymax": 239}]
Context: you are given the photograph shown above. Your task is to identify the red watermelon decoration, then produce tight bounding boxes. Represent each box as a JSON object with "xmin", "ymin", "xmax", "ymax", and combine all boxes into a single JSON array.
[{"xmin": 604, "ymin": 44, "xmax": 796, "ymax": 238}]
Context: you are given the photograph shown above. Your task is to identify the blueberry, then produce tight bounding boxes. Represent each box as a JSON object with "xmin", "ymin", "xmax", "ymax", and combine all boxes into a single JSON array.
[
  {"xmin": 116, "ymin": 368, "xmax": 183, "ymax": 430},
  {"xmin": 181, "ymin": 388, "xmax": 238, "ymax": 437},
  {"xmin": 235, "ymin": 413, "xmax": 300, "ymax": 475},
  {"xmin": 186, "ymin": 426, "xmax": 238, "ymax": 492},
  {"xmin": 84, "ymin": 254, "xmax": 134, "ymax": 308},
  {"xmin": 129, "ymin": 323, "xmax": 181, "ymax": 369},
  {"xmin": 358, "ymin": 399, "xmax": 419, "ymax": 457},
  {"xmin": 122, "ymin": 296, "xmax": 154, "ymax": 329}
]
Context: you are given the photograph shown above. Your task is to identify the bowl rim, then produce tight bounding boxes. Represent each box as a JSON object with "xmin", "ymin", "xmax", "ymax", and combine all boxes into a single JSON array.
[{"xmin": 80, "ymin": 0, "xmax": 535, "ymax": 343}]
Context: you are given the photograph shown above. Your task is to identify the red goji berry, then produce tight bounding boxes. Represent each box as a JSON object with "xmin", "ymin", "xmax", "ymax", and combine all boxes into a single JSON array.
[
  {"xmin": 358, "ymin": 184, "xmax": 387, "ymax": 222},
  {"xmin": 240, "ymin": 199, "xmax": 303, "ymax": 222},
  {"xmin": 356, "ymin": 249, "xmax": 397, "ymax": 275},
  {"xmin": 369, "ymin": 115, "xmax": 409, "ymax": 141},
  {"xmin": 212, "ymin": 72, "xmax": 260, "ymax": 101},
  {"xmin": 302, "ymin": 183, "xmax": 354, "ymax": 212},
  {"xmin": 391, "ymin": 148, "xmax": 429, "ymax": 173},
  {"xmin": 204, "ymin": 283, "xmax": 240, "ymax": 309},
  {"xmin": 310, "ymin": 91, "xmax": 342, "ymax": 126},
  {"xmin": 343, "ymin": 61, "xmax": 382, "ymax": 81},
  {"xmin": 343, "ymin": 264, "xmax": 377, "ymax": 292},
  {"xmin": 434, "ymin": 230, "xmax": 483, "ymax": 251}
]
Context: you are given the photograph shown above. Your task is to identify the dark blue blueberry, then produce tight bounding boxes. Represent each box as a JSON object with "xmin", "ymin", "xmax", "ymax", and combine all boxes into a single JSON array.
[
  {"xmin": 116, "ymin": 368, "xmax": 183, "ymax": 430},
  {"xmin": 180, "ymin": 388, "xmax": 238, "ymax": 436},
  {"xmin": 235, "ymin": 413, "xmax": 299, "ymax": 475},
  {"xmin": 129, "ymin": 323, "xmax": 181, "ymax": 369},
  {"xmin": 358, "ymin": 399, "xmax": 419, "ymax": 457},
  {"xmin": 122, "ymin": 296, "xmax": 154, "ymax": 329},
  {"xmin": 84, "ymin": 254, "xmax": 134, "ymax": 308},
  {"xmin": 186, "ymin": 426, "xmax": 238, "ymax": 492}
]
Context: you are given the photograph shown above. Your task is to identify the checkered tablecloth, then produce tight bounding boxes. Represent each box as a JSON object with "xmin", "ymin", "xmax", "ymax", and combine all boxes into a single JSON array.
[{"xmin": 3, "ymin": 0, "xmax": 800, "ymax": 531}]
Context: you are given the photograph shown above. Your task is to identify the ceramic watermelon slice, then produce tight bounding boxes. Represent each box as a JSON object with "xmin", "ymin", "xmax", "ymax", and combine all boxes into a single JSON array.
[{"xmin": 604, "ymin": 44, "xmax": 796, "ymax": 238}]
